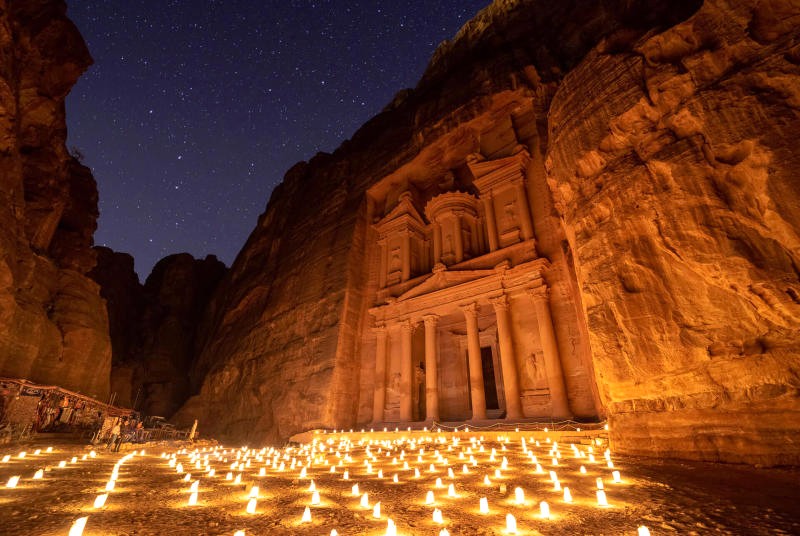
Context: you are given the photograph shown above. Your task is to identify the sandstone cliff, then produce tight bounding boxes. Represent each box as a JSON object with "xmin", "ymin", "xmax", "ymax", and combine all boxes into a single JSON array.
[
  {"xmin": 91, "ymin": 249, "xmax": 226, "ymax": 417},
  {"xmin": 177, "ymin": 0, "xmax": 800, "ymax": 465},
  {"xmin": 547, "ymin": 0, "xmax": 800, "ymax": 464},
  {"xmin": 0, "ymin": 0, "xmax": 111, "ymax": 400}
]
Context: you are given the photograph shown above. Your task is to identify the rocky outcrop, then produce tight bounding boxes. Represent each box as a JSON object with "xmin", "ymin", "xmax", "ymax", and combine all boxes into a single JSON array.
[
  {"xmin": 546, "ymin": 0, "xmax": 800, "ymax": 465},
  {"xmin": 0, "ymin": 0, "xmax": 111, "ymax": 400},
  {"xmin": 91, "ymin": 249, "xmax": 226, "ymax": 416},
  {"xmin": 175, "ymin": 0, "xmax": 800, "ymax": 465}
]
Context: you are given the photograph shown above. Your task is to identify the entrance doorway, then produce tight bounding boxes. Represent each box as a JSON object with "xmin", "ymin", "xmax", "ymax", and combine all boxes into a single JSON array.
[{"xmin": 480, "ymin": 347, "xmax": 499, "ymax": 410}]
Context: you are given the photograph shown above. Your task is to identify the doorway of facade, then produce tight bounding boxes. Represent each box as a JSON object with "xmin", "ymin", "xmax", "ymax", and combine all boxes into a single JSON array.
[{"xmin": 480, "ymin": 346, "xmax": 500, "ymax": 410}]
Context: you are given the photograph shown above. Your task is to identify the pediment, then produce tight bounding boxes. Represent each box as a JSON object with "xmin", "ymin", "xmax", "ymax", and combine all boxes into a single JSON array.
[
  {"xmin": 375, "ymin": 192, "xmax": 427, "ymax": 232},
  {"xmin": 397, "ymin": 268, "xmax": 496, "ymax": 302}
]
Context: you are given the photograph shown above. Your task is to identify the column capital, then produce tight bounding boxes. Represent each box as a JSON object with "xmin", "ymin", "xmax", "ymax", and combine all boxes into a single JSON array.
[
  {"xmin": 460, "ymin": 302, "xmax": 479, "ymax": 318},
  {"xmin": 400, "ymin": 318, "xmax": 416, "ymax": 332},
  {"xmin": 489, "ymin": 293, "xmax": 510, "ymax": 311},
  {"xmin": 372, "ymin": 322, "xmax": 387, "ymax": 335},
  {"xmin": 527, "ymin": 285, "xmax": 550, "ymax": 302},
  {"xmin": 422, "ymin": 314, "xmax": 439, "ymax": 327}
]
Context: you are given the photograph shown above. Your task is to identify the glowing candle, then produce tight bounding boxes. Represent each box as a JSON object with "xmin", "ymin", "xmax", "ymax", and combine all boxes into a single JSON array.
[
  {"xmin": 351, "ymin": 483, "xmax": 359, "ymax": 496},
  {"xmin": 638, "ymin": 526, "xmax": 651, "ymax": 536},
  {"xmin": 596, "ymin": 490, "xmax": 609, "ymax": 506},
  {"xmin": 479, "ymin": 497, "xmax": 489, "ymax": 514},
  {"xmin": 93, "ymin": 493, "xmax": 108, "ymax": 509},
  {"xmin": 301, "ymin": 506, "xmax": 311, "ymax": 522},
  {"xmin": 360, "ymin": 492, "xmax": 370, "ymax": 508},
  {"xmin": 18, "ymin": 451, "xmax": 26, "ymax": 459},
  {"xmin": 343, "ymin": 470, "xmax": 349, "ymax": 480},
  {"xmin": 549, "ymin": 470, "xmax": 558, "ymax": 482},
  {"xmin": 208, "ymin": 469, "xmax": 216, "ymax": 477},
  {"xmin": 1, "ymin": 455, "xmax": 10, "ymax": 463},
  {"xmin": 596, "ymin": 477, "xmax": 604, "ymax": 489},
  {"xmin": 432, "ymin": 507, "xmax": 443, "ymax": 524},
  {"xmin": 105, "ymin": 480, "xmax": 115, "ymax": 492},
  {"xmin": 71, "ymin": 457, "xmax": 77, "ymax": 464},
  {"xmin": 506, "ymin": 513, "xmax": 518, "ymax": 533},
  {"xmin": 385, "ymin": 518, "xmax": 397, "ymax": 536},
  {"xmin": 447, "ymin": 483, "xmax": 456, "ymax": 497},
  {"xmin": 514, "ymin": 487, "xmax": 524, "ymax": 504},
  {"xmin": 393, "ymin": 474, "xmax": 399, "ymax": 483},
  {"xmin": 226, "ymin": 472, "xmax": 233, "ymax": 481},
  {"xmin": 607, "ymin": 460, "xmax": 614, "ymax": 469},
  {"xmin": 373, "ymin": 501, "xmax": 381, "ymax": 518},
  {"xmin": 439, "ymin": 529, "xmax": 450, "ymax": 536},
  {"xmin": 259, "ymin": 467, "xmax": 266, "ymax": 477},
  {"xmin": 176, "ymin": 463, "xmax": 184, "ymax": 473},
  {"xmin": 249, "ymin": 485, "xmax": 258, "ymax": 498},
  {"xmin": 183, "ymin": 473, "xmax": 192, "ymax": 482},
  {"xmin": 46, "ymin": 447, "xmax": 53, "ymax": 453},
  {"xmin": 330, "ymin": 531, "xmax": 338, "ymax": 536},
  {"xmin": 308, "ymin": 480, "xmax": 316, "ymax": 492},
  {"xmin": 89, "ymin": 450, "xmax": 96, "ymax": 458},
  {"xmin": 540, "ymin": 500, "xmax": 550, "ymax": 519},
  {"xmin": 246, "ymin": 498, "xmax": 257, "ymax": 514},
  {"xmin": 553, "ymin": 480, "xmax": 562, "ymax": 491},
  {"xmin": 612, "ymin": 470, "xmax": 621, "ymax": 483},
  {"xmin": 234, "ymin": 474, "xmax": 242, "ymax": 484},
  {"xmin": 414, "ymin": 468, "xmax": 421, "ymax": 478},
  {"xmin": 311, "ymin": 491, "xmax": 321, "ymax": 505},
  {"xmin": 32, "ymin": 469, "xmax": 43, "ymax": 480},
  {"xmin": 580, "ymin": 465, "xmax": 587, "ymax": 474},
  {"xmin": 69, "ymin": 516, "xmax": 88, "ymax": 536},
  {"xmin": 234, "ymin": 532, "xmax": 245, "ymax": 536},
  {"xmin": 188, "ymin": 491, "xmax": 198, "ymax": 506},
  {"xmin": 483, "ymin": 475, "xmax": 491, "ymax": 486},
  {"xmin": 563, "ymin": 487, "xmax": 572, "ymax": 502},
  {"xmin": 425, "ymin": 490, "xmax": 435, "ymax": 504},
  {"xmin": 435, "ymin": 477, "xmax": 444, "ymax": 488}
]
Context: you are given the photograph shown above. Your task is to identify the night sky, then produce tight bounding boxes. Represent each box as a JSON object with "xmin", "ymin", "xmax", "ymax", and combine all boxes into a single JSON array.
[{"xmin": 66, "ymin": 1, "xmax": 489, "ymax": 279}]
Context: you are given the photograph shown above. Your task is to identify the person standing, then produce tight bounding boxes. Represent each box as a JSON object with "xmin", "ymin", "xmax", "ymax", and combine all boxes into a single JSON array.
[{"xmin": 107, "ymin": 421, "xmax": 120, "ymax": 450}]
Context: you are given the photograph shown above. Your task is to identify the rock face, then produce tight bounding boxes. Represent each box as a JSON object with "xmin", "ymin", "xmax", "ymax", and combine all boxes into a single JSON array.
[
  {"xmin": 175, "ymin": 0, "xmax": 800, "ymax": 464},
  {"xmin": 0, "ymin": 1, "xmax": 111, "ymax": 400},
  {"xmin": 546, "ymin": 0, "xmax": 800, "ymax": 465},
  {"xmin": 91, "ymin": 249, "xmax": 226, "ymax": 417}
]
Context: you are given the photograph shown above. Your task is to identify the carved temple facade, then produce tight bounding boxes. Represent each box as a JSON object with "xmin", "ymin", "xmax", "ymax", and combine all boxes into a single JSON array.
[{"xmin": 359, "ymin": 146, "xmax": 600, "ymax": 424}]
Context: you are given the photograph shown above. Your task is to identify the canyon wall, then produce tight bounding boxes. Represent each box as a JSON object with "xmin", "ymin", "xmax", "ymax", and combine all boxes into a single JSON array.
[
  {"xmin": 546, "ymin": 0, "xmax": 800, "ymax": 464},
  {"xmin": 0, "ymin": 1, "xmax": 111, "ymax": 400},
  {"xmin": 91, "ymin": 248, "xmax": 226, "ymax": 416}
]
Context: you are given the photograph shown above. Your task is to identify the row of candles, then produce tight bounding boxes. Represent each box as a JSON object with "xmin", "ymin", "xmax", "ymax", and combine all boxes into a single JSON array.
[{"xmin": 1, "ymin": 430, "xmax": 652, "ymax": 535}]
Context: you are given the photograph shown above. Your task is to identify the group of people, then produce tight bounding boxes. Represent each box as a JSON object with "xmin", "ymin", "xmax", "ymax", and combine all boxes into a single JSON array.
[{"xmin": 105, "ymin": 418, "xmax": 145, "ymax": 452}]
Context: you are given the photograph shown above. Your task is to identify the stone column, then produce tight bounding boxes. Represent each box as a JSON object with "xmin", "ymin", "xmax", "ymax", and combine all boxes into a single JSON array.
[
  {"xmin": 461, "ymin": 303, "xmax": 487, "ymax": 420},
  {"xmin": 514, "ymin": 180, "xmax": 534, "ymax": 241},
  {"xmin": 432, "ymin": 221, "xmax": 442, "ymax": 265},
  {"xmin": 528, "ymin": 286, "xmax": 571, "ymax": 419},
  {"xmin": 490, "ymin": 294, "xmax": 523, "ymax": 419},
  {"xmin": 423, "ymin": 314, "xmax": 440, "ymax": 421},
  {"xmin": 372, "ymin": 323, "xmax": 388, "ymax": 423},
  {"xmin": 482, "ymin": 194, "xmax": 499, "ymax": 251},
  {"xmin": 399, "ymin": 319, "xmax": 415, "ymax": 422},
  {"xmin": 401, "ymin": 232, "xmax": 411, "ymax": 282},
  {"xmin": 453, "ymin": 212, "xmax": 464, "ymax": 263},
  {"xmin": 378, "ymin": 239, "xmax": 387, "ymax": 288}
]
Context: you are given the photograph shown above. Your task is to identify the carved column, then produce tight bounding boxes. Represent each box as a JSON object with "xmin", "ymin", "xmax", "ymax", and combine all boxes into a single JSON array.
[
  {"xmin": 514, "ymin": 180, "xmax": 534, "ymax": 241},
  {"xmin": 399, "ymin": 319, "xmax": 415, "ymax": 422},
  {"xmin": 461, "ymin": 303, "xmax": 487, "ymax": 420},
  {"xmin": 378, "ymin": 239, "xmax": 387, "ymax": 288},
  {"xmin": 482, "ymin": 194, "xmax": 499, "ymax": 251},
  {"xmin": 423, "ymin": 314, "xmax": 440, "ymax": 421},
  {"xmin": 401, "ymin": 231, "xmax": 411, "ymax": 282},
  {"xmin": 528, "ymin": 286, "xmax": 572, "ymax": 419},
  {"xmin": 432, "ymin": 221, "xmax": 442, "ymax": 265},
  {"xmin": 490, "ymin": 294, "xmax": 523, "ymax": 419},
  {"xmin": 372, "ymin": 324, "xmax": 388, "ymax": 423},
  {"xmin": 453, "ymin": 212, "xmax": 464, "ymax": 263}
]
